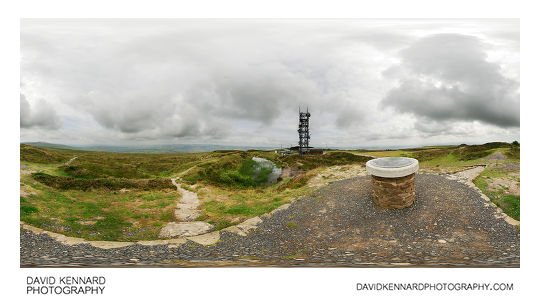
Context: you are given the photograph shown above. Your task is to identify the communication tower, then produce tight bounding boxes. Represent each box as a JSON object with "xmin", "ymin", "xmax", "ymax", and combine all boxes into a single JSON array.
[{"xmin": 298, "ymin": 107, "xmax": 311, "ymax": 155}]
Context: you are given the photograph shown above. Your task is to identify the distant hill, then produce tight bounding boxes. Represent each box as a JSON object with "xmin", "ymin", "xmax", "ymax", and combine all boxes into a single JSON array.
[
  {"xmin": 22, "ymin": 141, "xmax": 516, "ymax": 154},
  {"xmin": 23, "ymin": 142, "xmax": 74, "ymax": 150},
  {"xmin": 21, "ymin": 142, "xmax": 275, "ymax": 154}
]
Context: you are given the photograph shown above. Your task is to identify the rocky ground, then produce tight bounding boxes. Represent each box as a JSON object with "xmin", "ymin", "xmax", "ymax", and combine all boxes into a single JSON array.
[
  {"xmin": 487, "ymin": 162, "xmax": 521, "ymax": 196},
  {"xmin": 21, "ymin": 173, "xmax": 520, "ymax": 267}
]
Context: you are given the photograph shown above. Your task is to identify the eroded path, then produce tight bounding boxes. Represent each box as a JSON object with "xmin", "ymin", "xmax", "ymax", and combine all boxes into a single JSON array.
[
  {"xmin": 21, "ymin": 173, "xmax": 519, "ymax": 267},
  {"xmin": 486, "ymin": 151, "xmax": 507, "ymax": 161},
  {"xmin": 158, "ymin": 172, "xmax": 214, "ymax": 238},
  {"xmin": 63, "ymin": 156, "xmax": 78, "ymax": 166}
]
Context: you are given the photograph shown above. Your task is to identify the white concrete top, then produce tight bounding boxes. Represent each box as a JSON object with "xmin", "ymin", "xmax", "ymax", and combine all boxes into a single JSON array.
[{"xmin": 366, "ymin": 157, "xmax": 419, "ymax": 178}]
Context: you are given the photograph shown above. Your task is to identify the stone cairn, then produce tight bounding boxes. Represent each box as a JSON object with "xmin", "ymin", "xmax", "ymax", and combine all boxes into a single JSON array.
[{"xmin": 366, "ymin": 157, "xmax": 419, "ymax": 209}]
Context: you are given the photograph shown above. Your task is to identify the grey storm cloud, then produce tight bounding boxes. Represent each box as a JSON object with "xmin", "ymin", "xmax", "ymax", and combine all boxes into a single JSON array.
[
  {"xmin": 381, "ymin": 34, "xmax": 520, "ymax": 129},
  {"xmin": 20, "ymin": 19, "xmax": 520, "ymax": 147},
  {"xmin": 20, "ymin": 94, "xmax": 60, "ymax": 129},
  {"xmin": 21, "ymin": 20, "xmax": 371, "ymax": 140}
]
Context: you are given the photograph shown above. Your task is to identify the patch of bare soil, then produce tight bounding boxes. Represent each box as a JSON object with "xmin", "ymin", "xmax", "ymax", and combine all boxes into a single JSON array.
[
  {"xmin": 308, "ymin": 164, "xmax": 367, "ymax": 188},
  {"xmin": 487, "ymin": 175, "xmax": 520, "ymax": 196},
  {"xmin": 279, "ymin": 166, "xmax": 304, "ymax": 179},
  {"xmin": 486, "ymin": 163, "xmax": 520, "ymax": 196},
  {"xmin": 20, "ymin": 167, "xmax": 35, "ymax": 175},
  {"xmin": 20, "ymin": 189, "xmax": 37, "ymax": 197}
]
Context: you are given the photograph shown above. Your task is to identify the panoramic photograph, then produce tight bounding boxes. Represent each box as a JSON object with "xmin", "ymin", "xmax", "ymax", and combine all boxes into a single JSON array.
[{"xmin": 20, "ymin": 18, "xmax": 520, "ymax": 267}]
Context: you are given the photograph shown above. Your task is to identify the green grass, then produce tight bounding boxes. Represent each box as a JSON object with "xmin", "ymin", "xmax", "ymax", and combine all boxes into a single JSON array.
[
  {"xmin": 21, "ymin": 142, "xmax": 520, "ymax": 241},
  {"xmin": 207, "ymin": 219, "xmax": 234, "ymax": 231},
  {"xmin": 22, "ymin": 143, "xmax": 210, "ymax": 179},
  {"xmin": 473, "ymin": 167, "xmax": 520, "ymax": 221},
  {"xmin": 352, "ymin": 150, "xmax": 413, "ymax": 157},
  {"xmin": 21, "ymin": 144, "xmax": 318, "ymax": 240},
  {"xmin": 286, "ymin": 222, "xmax": 297, "ymax": 228},
  {"xmin": 183, "ymin": 155, "xmax": 280, "ymax": 188},
  {"xmin": 20, "ymin": 173, "xmax": 178, "ymax": 241},
  {"xmin": 355, "ymin": 143, "xmax": 514, "ymax": 165},
  {"xmin": 505, "ymin": 146, "xmax": 520, "ymax": 160},
  {"xmin": 203, "ymin": 198, "xmax": 286, "ymax": 218},
  {"xmin": 496, "ymin": 195, "xmax": 520, "ymax": 221},
  {"xmin": 20, "ymin": 202, "xmax": 39, "ymax": 216}
]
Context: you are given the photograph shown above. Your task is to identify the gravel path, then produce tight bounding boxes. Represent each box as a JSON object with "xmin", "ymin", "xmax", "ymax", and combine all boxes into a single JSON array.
[
  {"xmin": 487, "ymin": 151, "xmax": 507, "ymax": 161},
  {"xmin": 20, "ymin": 174, "xmax": 519, "ymax": 267},
  {"xmin": 171, "ymin": 178, "xmax": 202, "ymax": 221}
]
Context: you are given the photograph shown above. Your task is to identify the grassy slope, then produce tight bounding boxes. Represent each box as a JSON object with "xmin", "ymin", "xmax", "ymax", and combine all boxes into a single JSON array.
[
  {"xmin": 353, "ymin": 143, "xmax": 518, "ymax": 167},
  {"xmin": 20, "ymin": 142, "xmax": 519, "ymax": 240},
  {"xmin": 20, "ymin": 178, "xmax": 179, "ymax": 241},
  {"xmin": 21, "ymin": 144, "xmax": 200, "ymax": 241},
  {"xmin": 21, "ymin": 145, "xmax": 370, "ymax": 240},
  {"xmin": 349, "ymin": 143, "xmax": 520, "ymax": 221},
  {"xmin": 472, "ymin": 167, "xmax": 520, "ymax": 221}
]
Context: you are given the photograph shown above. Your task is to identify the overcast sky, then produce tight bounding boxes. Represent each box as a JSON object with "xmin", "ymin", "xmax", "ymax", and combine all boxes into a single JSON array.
[{"xmin": 20, "ymin": 19, "xmax": 519, "ymax": 148}]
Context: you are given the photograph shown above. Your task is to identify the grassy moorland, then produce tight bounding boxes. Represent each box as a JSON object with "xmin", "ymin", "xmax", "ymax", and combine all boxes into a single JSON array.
[
  {"xmin": 353, "ymin": 142, "xmax": 520, "ymax": 171},
  {"xmin": 472, "ymin": 164, "xmax": 520, "ymax": 221},
  {"xmin": 20, "ymin": 142, "xmax": 520, "ymax": 241},
  {"xmin": 353, "ymin": 142, "xmax": 520, "ymax": 220},
  {"xmin": 20, "ymin": 144, "xmax": 372, "ymax": 240}
]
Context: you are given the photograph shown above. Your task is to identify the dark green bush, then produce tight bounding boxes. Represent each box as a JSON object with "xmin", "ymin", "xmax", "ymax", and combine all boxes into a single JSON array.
[
  {"xmin": 218, "ymin": 170, "xmax": 255, "ymax": 187},
  {"xmin": 20, "ymin": 205, "xmax": 39, "ymax": 216},
  {"xmin": 182, "ymin": 153, "xmax": 277, "ymax": 188},
  {"xmin": 31, "ymin": 172, "xmax": 175, "ymax": 191}
]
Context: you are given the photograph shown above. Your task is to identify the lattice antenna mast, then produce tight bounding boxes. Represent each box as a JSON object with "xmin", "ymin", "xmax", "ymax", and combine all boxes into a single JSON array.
[{"xmin": 298, "ymin": 106, "xmax": 311, "ymax": 155}]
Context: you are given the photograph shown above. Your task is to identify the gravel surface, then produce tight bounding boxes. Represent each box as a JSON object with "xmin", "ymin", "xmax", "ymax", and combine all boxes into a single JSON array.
[
  {"xmin": 21, "ymin": 174, "xmax": 520, "ymax": 267},
  {"xmin": 487, "ymin": 151, "xmax": 507, "ymax": 161}
]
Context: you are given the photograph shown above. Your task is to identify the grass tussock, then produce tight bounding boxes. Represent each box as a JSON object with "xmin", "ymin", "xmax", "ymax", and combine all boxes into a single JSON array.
[
  {"xmin": 505, "ymin": 145, "xmax": 520, "ymax": 160},
  {"xmin": 496, "ymin": 195, "xmax": 520, "ymax": 220}
]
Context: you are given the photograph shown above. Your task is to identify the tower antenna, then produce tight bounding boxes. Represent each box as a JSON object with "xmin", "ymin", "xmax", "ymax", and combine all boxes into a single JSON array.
[{"xmin": 298, "ymin": 107, "xmax": 311, "ymax": 155}]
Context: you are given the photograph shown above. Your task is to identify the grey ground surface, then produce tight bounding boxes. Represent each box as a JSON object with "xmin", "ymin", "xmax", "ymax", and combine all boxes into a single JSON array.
[{"xmin": 20, "ymin": 174, "xmax": 520, "ymax": 267}]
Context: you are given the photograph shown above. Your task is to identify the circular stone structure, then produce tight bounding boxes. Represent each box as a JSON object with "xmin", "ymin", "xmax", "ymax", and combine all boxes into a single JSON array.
[{"xmin": 366, "ymin": 157, "xmax": 419, "ymax": 209}]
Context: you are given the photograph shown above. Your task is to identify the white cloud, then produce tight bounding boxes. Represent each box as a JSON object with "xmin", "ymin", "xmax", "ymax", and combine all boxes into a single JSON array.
[
  {"xmin": 20, "ymin": 19, "xmax": 519, "ymax": 147},
  {"xmin": 20, "ymin": 94, "xmax": 60, "ymax": 129}
]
